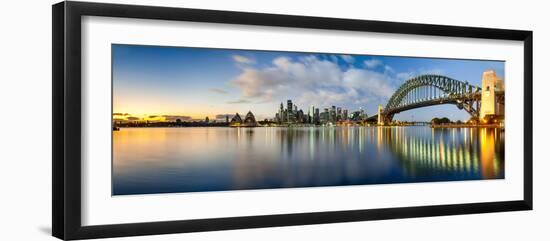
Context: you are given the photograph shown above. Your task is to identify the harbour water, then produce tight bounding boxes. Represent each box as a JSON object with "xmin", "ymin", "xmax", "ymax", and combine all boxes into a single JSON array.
[{"xmin": 112, "ymin": 126, "xmax": 504, "ymax": 195}]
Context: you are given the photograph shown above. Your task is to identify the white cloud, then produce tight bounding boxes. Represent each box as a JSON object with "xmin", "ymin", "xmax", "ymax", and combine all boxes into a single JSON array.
[
  {"xmin": 227, "ymin": 99, "xmax": 252, "ymax": 104},
  {"xmin": 384, "ymin": 65, "xmax": 395, "ymax": 74},
  {"xmin": 340, "ymin": 55, "xmax": 355, "ymax": 64},
  {"xmin": 162, "ymin": 115, "xmax": 192, "ymax": 121},
  {"xmin": 231, "ymin": 67, "xmax": 287, "ymax": 100},
  {"xmin": 396, "ymin": 72, "xmax": 414, "ymax": 81},
  {"xmin": 208, "ymin": 88, "xmax": 228, "ymax": 94},
  {"xmin": 396, "ymin": 68, "xmax": 445, "ymax": 81},
  {"xmin": 232, "ymin": 55, "xmax": 255, "ymax": 65},
  {"xmin": 231, "ymin": 55, "xmax": 395, "ymax": 109},
  {"xmin": 298, "ymin": 89, "xmax": 358, "ymax": 109},
  {"xmin": 343, "ymin": 68, "xmax": 395, "ymax": 99},
  {"xmin": 364, "ymin": 59, "xmax": 382, "ymax": 69},
  {"xmin": 418, "ymin": 68, "xmax": 444, "ymax": 75}
]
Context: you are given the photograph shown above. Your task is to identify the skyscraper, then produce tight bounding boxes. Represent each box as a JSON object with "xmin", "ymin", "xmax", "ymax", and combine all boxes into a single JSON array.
[
  {"xmin": 287, "ymin": 100, "xmax": 293, "ymax": 123},
  {"xmin": 310, "ymin": 105, "xmax": 315, "ymax": 124},
  {"xmin": 297, "ymin": 109, "xmax": 304, "ymax": 123},
  {"xmin": 279, "ymin": 102, "xmax": 284, "ymax": 123},
  {"xmin": 343, "ymin": 109, "xmax": 348, "ymax": 121},
  {"xmin": 287, "ymin": 100, "xmax": 293, "ymax": 113},
  {"xmin": 322, "ymin": 108, "xmax": 329, "ymax": 123},
  {"xmin": 314, "ymin": 108, "xmax": 320, "ymax": 124},
  {"xmin": 330, "ymin": 106, "xmax": 336, "ymax": 122},
  {"xmin": 272, "ymin": 99, "xmax": 364, "ymax": 125}
]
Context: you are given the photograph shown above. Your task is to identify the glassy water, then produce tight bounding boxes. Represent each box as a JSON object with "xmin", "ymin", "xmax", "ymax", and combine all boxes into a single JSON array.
[{"xmin": 112, "ymin": 126, "xmax": 504, "ymax": 195}]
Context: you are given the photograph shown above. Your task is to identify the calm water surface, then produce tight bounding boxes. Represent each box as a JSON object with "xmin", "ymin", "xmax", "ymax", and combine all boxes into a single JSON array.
[{"xmin": 112, "ymin": 126, "xmax": 504, "ymax": 195}]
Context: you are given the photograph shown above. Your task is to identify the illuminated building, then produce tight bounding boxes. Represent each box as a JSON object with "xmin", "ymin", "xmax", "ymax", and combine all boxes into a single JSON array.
[
  {"xmin": 243, "ymin": 111, "xmax": 259, "ymax": 127},
  {"xmin": 229, "ymin": 113, "xmax": 242, "ymax": 126}
]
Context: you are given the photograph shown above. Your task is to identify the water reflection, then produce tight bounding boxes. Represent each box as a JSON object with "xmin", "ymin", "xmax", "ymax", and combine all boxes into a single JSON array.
[{"xmin": 113, "ymin": 126, "xmax": 504, "ymax": 195}]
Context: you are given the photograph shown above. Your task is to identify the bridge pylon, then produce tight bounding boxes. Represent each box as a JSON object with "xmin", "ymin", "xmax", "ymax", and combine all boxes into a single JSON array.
[
  {"xmin": 479, "ymin": 70, "xmax": 505, "ymax": 121},
  {"xmin": 377, "ymin": 105, "xmax": 384, "ymax": 125}
]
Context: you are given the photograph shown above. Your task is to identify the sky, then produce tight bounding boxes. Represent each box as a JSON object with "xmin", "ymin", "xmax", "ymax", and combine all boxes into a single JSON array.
[{"xmin": 112, "ymin": 44, "xmax": 504, "ymax": 122}]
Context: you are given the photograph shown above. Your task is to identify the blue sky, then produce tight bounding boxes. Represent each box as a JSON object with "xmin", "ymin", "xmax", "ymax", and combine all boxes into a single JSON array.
[{"xmin": 112, "ymin": 44, "xmax": 504, "ymax": 121}]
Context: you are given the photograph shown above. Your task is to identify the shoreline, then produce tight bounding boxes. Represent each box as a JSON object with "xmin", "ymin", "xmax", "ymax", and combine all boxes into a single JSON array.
[
  {"xmin": 112, "ymin": 124, "xmax": 504, "ymax": 129},
  {"xmin": 430, "ymin": 123, "xmax": 503, "ymax": 128}
]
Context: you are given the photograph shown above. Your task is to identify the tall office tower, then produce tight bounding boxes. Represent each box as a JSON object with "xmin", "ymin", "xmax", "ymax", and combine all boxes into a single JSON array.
[
  {"xmin": 279, "ymin": 102, "xmax": 284, "ymax": 123},
  {"xmin": 310, "ymin": 105, "xmax": 315, "ymax": 124},
  {"xmin": 322, "ymin": 108, "xmax": 329, "ymax": 123},
  {"xmin": 359, "ymin": 107, "xmax": 365, "ymax": 120},
  {"xmin": 297, "ymin": 109, "xmax": 304, "ymax": 123},
  {"xmin": 330, "ymin": 106, "xmax": 336, "ymax": 122},
  {"xmin": 287, "ymin": 100, "xmax": 293, "ymax": 113},
  {"xmin": 336, "ymin": 107, "xmax": 342, "ymax": 121},
  {"xmin": 343, "ymin": 109, "xmax": 348, "ymax": 120},
  {"xmin": 287, "ymin": 100, "xmax": 293, "ymax": 122},
  {"xmin": 314, "ymin": 108, "xmax": 320, "ymax": 124}
]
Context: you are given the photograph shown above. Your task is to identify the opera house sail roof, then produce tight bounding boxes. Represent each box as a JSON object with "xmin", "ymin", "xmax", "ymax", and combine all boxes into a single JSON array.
[{"xmin": 229, "ymin": 111, "xmax": 259, "ymax": 127}]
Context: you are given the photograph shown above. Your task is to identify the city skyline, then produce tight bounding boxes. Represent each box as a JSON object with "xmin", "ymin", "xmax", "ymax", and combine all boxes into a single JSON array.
[
  {"xmin": 112, "ymin": 44, "xmax": 504, "ymax": 122},
  {"xmin": 114, "ymin": 97, "xmax": 366, "ymax": 124}
]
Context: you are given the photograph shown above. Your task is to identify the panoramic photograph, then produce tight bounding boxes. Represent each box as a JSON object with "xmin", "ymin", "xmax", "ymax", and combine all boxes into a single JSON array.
[{"xmin": 111, "ymin": 44, "xmax": 505, "ymax": 196}]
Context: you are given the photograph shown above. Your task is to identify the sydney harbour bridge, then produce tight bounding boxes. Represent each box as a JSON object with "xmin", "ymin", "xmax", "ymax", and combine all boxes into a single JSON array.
[{"xmin": 366, "ymin": 71, "xmax": 505, "ymax": 124}]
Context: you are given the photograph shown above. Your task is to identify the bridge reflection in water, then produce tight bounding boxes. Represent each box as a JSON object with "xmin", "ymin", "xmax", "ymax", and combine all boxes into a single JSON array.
[
  {"xmin": 112, "ymin": 127, "xmax": 504, "ymax": 195},
  {"xmin": 376, "ymin": 127, "xmax": 504, "ymax": 180}
]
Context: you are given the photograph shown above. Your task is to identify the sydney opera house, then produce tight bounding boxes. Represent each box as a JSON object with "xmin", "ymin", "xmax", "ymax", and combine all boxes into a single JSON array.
[{"xmin": 229, "ymin": 111, "xmax": 259, "ymax": 127}]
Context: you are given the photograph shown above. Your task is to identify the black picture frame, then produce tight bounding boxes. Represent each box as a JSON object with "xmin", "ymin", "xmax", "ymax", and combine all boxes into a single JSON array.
[{"xmin": 52, "ymin": 1, "xmax": 533, "ymax": 240}]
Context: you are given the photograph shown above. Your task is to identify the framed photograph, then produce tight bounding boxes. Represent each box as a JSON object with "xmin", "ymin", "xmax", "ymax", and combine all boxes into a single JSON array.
[{"xmin": 52, "ymin": 1, "xmax": 533, "ymax": 240}]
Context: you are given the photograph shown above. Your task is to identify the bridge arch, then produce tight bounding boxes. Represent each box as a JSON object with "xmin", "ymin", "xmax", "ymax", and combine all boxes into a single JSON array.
[{"xmin": 382, "ymin": 75, "xmax": 481, "ymax": 122}]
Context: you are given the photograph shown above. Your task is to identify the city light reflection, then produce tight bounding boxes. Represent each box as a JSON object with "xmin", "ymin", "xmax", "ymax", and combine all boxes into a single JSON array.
[{"xmin": 113, "ymin": 126, "xmax": 504, "ymax": 195}]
